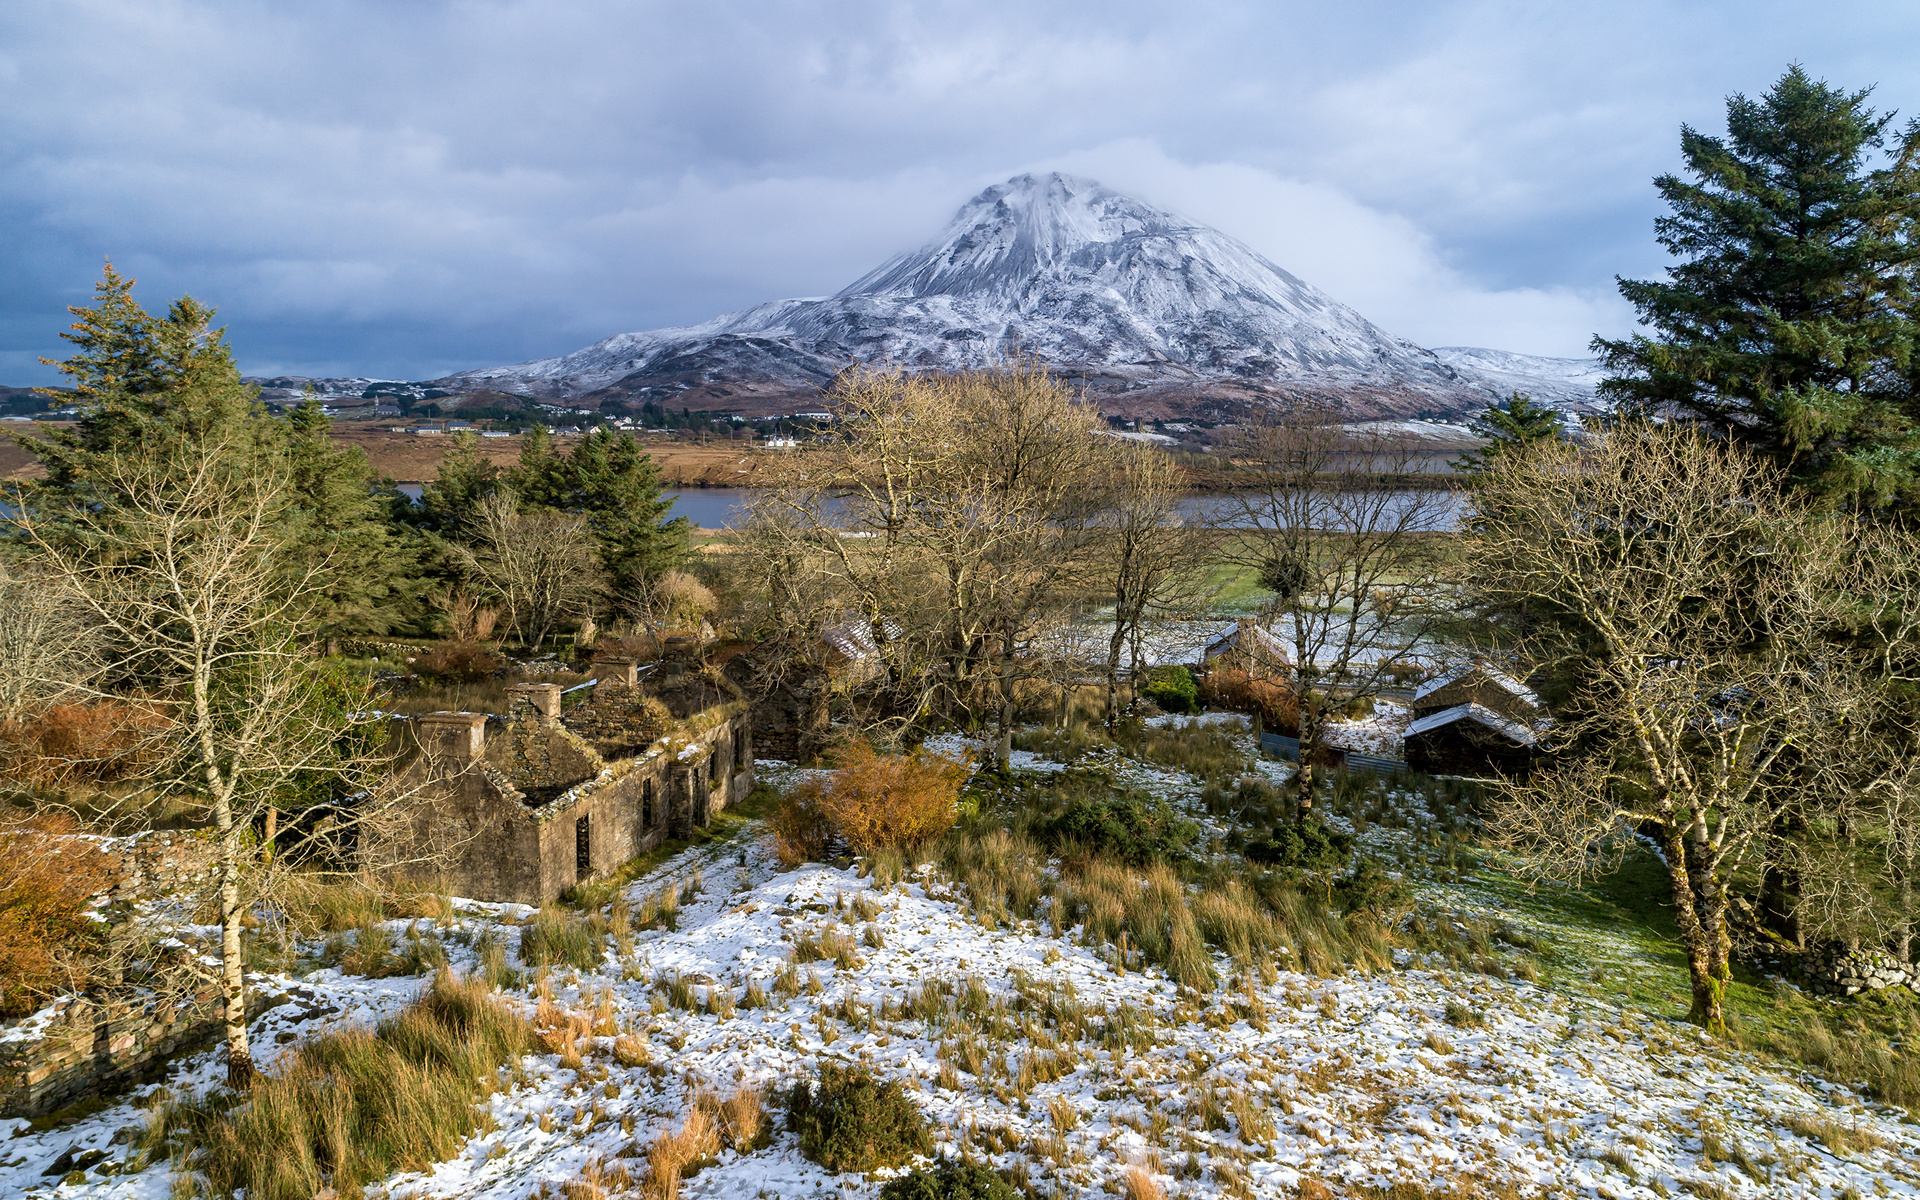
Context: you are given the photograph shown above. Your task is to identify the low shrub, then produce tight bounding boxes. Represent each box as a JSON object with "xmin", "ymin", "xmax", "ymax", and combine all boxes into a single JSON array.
[
  {"xmin": 770, "ymin": 789, "xmax": 834, "ymax": 867},
  {"xmin": 1140, "ymin": 665, "xmax": 1198, "ymax": 715},
  {"xmin": 1239, "ymin": 819, "xmax": 1352, "ymax": 874},
  {"xmin": 0, "ymin": 699, "xmax": 170, "ymax": 787},
  {"xmin": 175, "ymin": 971, "xmax": 533, "ymax": 1200},
  {"xmin": 1334, "ymin": 859, "xmax": 1413, "ymax": 921},
  {"xmin": 0, "ymin": 813, "xmax": 115, "ymax": 1017},
  {"xmin": 1198, "ymin": 667, "xmax": 1299, "ymax": 736},
  {"xmin": 787, "ymin": 1062, "xmax": 932, "ymax": 1174},
  {"xmin": 410, "ymin": 638, "xmax": 504, "ymax": 684},
  {"xmin": 1041, "ymin": 789, "xmax": 1199, "ymax": 865},
  {"xmin": 879, "ymin": 1159, "xmax": 1019, "ymax": 1200},
  {"xmin": 799, "ymin": 744, "xmax": 969, "ymax": 856}
]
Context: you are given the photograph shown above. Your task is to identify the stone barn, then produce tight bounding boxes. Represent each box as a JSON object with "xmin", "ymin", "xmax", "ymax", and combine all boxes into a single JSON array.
[
  {"xmin": 1203, "ymin": 618, "xmax": 1292, "ymax": 677},
  {"xmin": 1410, "ymin": 660, "xmax": 1539, "ymax": 723},
  {"xmin": 1402, "ymin": 702, "xmax": 1538, "ymax": 776},
  {"xmin": 381, "ymin": 655, "xmax": 753, "ymax": 905}
]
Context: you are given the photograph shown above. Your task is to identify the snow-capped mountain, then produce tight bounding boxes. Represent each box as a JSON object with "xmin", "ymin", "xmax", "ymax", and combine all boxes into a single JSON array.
[
  {"xmin": 1430, "ymin": 347, "xmax": 1608, "ymax": 410},
  {"xmin": 441, "ymin": 174, "xmax": 1602, "ymax": 419}
]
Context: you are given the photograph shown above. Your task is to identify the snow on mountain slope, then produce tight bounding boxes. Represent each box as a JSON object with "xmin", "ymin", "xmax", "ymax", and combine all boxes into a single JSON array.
[
  {"xmin": 441, "ymin": 175, "xmax": 1602, "ymax": 420},
  {"xmin": 1432, "ymin": 347, "xmax": 1608, "ymax": 412}
]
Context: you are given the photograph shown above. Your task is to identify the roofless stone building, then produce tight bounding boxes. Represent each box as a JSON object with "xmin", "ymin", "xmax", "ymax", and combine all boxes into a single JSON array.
[{"xmin": 380, "ymin": 654, "xmax": 753, "ymax": 905}]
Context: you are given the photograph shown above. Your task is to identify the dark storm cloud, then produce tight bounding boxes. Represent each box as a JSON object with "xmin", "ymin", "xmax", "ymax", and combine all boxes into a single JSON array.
[{"xmin": 1, "ymin": 0, "xmax": 1915, "ymax": 382}]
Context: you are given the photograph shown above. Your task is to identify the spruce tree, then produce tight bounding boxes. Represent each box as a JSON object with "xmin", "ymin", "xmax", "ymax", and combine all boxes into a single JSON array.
[
  {"xmin": 14, "ymin": 265, "xmax": 426, "ymax": 643},
  {"xmin": 1449, "ymin": 391, "xmax": 1565, "ymax": 472},
  {"xmin": 1595, "ymin": 66, "xmax": 1920, "ymax": 509},
  {"xmin": 283, "ymin": 399, "xmax": 426, "ymax": 645},
  {"xmin": 18, "ymin": 263, "xmax": 277, "ymax": 507}
]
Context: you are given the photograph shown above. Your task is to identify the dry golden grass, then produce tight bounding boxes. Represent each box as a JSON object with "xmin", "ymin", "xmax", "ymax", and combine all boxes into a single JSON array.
[
  {"xmin": 171, "ymin": 971, "xmax": 532, "ymax": 1200},
  {"xmin": 1124, "ymin": 1165, "xmax": 1167, "ymax": 1200},
  {"xmin": 643, "ymin": 1106, "xmax": 721, "ymax": 1200}
]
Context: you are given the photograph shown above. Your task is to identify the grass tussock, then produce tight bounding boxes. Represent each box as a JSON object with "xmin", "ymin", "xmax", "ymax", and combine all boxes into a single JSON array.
[
  {"xmin": 276, "ymin": 873, "xmax": 455, "ymax": 934},
  {"xmin": 1753, "ymin": 1002, "xmax": 1920, "ymax": 1112},
  {"xmin": 166, "ymin": 971, "xmax": 532, "ymax": 1200},
  {"xmin": 644, "ymin": 1086, "xmax": 764, "ymax": 1200},
  {"xmin": 935, "ymin": 821, "xmax": 1394, "ymax": 989},
  {"xmin": 520, "ymin": 906, "xmax": 609, "ymax": 972}
]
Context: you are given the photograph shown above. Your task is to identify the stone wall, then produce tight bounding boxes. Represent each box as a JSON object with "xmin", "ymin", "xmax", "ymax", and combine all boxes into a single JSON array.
[
  {"xmin": 1786, "ymin": 945, "xmax": 1920, "ymax": 997},
  {"xmin": 0, "ymin": 988, "xmax": 277, "ymax": 1118},
  {"xmin": 560, "ymin": 687, "xmax": 674, "ymax": 759},
  {"xmin": 104, "ymin": 830, "xmax": 221, "ymax": 902}
]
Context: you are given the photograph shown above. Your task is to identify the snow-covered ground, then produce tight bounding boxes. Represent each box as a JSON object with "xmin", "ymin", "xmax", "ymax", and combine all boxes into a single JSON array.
[
  {"xmin": 1321, "ymin": 700, "xmax": 1410, "ymax": 757},
  {"xmin": 6, "ymin": 751, "xmax": 1917, "ymax": 1200}
]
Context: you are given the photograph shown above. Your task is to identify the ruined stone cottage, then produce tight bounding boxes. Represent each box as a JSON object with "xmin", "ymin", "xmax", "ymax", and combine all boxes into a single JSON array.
[{"xmin": 381, "ymin": 654, "xmax": 753, "ymax": 905}]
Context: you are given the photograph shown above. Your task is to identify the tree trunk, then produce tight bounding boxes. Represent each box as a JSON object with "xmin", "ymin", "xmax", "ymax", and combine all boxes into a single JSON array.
[
  {"xmin": 1104, "ymin": 622, "xmax": 1127, "ymax": 733},
  {"xmin": 995, "ymin": 623, "xmax": 1016, "ymax": 772},
  {"xmin": 1294, "ymin": 698, "xmax": 1320, "ymax": 824},
  {"xmin": 216, "ymin": 804, "xmax": 256, "ymax": 1087},
  {"xmin": 1662, "ymin": 823, "xmax": 1728, "ymax": 1036},
  {"xmin": 1759, "ymin": 806, "xmax": 1804, "ymax": 947}
]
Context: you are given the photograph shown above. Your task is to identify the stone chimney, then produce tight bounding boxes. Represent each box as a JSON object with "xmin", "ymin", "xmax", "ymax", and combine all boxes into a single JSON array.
[
  {"xmin": 417, "ymin": 711, "xmax": 488, "ymax": 761},
  {"xmin": 507, "ymin": 682, "xmax": 563, "ymax": 722},
  {"xmin": 593, "ymin": 656, "xmax": 639, "ymax": 689}
]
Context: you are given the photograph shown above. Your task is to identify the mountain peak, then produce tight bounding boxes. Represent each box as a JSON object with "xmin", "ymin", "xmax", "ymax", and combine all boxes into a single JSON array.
[{"xmin": 839, "ymin": 173, "xmax": 1194, "ymax": 300}]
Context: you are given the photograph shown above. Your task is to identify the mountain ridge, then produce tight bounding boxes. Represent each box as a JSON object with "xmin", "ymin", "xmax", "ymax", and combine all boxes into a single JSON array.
[{"xmin": 438, "ymin": 173, "xmax": 1602, "ymax": 421}]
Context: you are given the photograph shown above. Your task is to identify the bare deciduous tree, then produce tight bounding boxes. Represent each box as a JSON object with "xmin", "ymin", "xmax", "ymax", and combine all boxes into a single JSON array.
[
  {"xmin": 1462, "ymin": 424, "xmax": 1904, "ymax": 1034},
  {"xmin": 745, "ymin": 364, "xmax": 1115, "ymax": 765},
  {"xmin": 0, "ymin": 564, "xmax": 100, "ymax": 721},
  {"xmin": 1097, "ymin": 443, "xmax": 1209, "ymax": 730},
  {"xmin": 5, "ymin": 433, "xmax": 419, "ymax": 1084},
  {"xmin": 1226, "ymin": 407, "xmax": 1452, "ymax": 818},
  {"xmin": 458, "ymin": 489, "xmax": 601, "ymax": 652}
]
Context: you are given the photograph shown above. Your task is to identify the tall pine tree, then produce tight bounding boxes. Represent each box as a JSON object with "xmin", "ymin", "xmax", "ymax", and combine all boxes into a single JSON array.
[
  {"xmin": 503, "ymin": 426, "xmax": 689, "ymax": 614},
  {"xmin": 1596, "ymin": 67, "xmax": 1920, "ymax": 509}
]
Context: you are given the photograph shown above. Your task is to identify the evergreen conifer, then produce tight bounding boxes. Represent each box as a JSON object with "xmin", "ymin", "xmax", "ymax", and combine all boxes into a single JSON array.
[{"xmin": 1596, "ymin": 66, "xmax": 1920, "ymax": 509}]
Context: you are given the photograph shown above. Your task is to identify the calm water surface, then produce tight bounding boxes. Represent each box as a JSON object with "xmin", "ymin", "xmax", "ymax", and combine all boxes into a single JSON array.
[{"xmin": 393, "ymin": 486, "xmax": 1466, "ymax": 531}]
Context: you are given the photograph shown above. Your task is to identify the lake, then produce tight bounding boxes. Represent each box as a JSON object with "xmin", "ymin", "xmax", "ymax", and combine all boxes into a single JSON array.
[{"xmin": 393, "ymin": 485, "xmax": 1466, "ymax": 531}]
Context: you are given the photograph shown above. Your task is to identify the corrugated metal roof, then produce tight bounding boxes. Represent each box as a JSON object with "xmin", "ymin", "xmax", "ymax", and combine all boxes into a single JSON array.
[{"xmin": 1403, "ymin": 701, "xmax": 1539, "ymax": 746}]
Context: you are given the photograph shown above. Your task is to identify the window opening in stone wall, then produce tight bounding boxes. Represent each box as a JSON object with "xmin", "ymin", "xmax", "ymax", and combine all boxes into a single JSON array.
[
  {"xmin": 735, "ymin": 729, "xmax": 748, "ymax": 770},
  {"xmin": 709, "ymin": 747, "xmax": 720, "ymax": 785},
  {"xmin": 642, "ymin": 780, "xmax": 655, "ymax": 828},
  {"xmin": 575, "ymin": 815, "xmax": 591, "ymax": 877}
]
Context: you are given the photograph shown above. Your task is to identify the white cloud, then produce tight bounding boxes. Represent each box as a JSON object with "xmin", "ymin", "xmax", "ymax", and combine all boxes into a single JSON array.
[
  {"xmin": 1040, "ymin": 141, "xmax": 1632, "ymax": 357},
  {"xmin": 0, "ymin": 0, "xmax": 1915, "ymax": 379}
]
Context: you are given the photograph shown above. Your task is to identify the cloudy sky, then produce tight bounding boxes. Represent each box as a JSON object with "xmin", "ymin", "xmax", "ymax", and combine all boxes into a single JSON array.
[{"xmin": 2, "ymin": 1, "xmax": 1915, "ymax": 384}]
